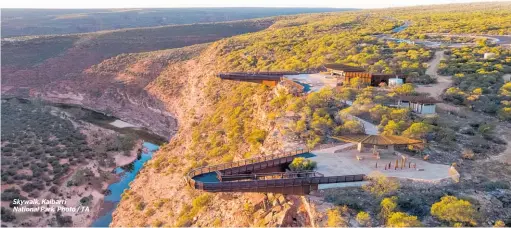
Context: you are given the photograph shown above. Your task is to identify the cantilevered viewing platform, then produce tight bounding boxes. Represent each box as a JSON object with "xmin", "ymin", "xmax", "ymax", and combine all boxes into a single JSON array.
[
  {"xmin": 185, "ymin": 134, "xmax": 453, "ymax": 195},
  {"xmin": 185, "ymin": 149, "xmax": 365, "ymax": 195}
]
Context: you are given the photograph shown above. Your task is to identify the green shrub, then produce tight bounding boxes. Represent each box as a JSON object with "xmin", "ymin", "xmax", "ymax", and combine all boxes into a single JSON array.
[{"xmin": 289, "ymin": 157, "xmax": 317, "ymax": 171}]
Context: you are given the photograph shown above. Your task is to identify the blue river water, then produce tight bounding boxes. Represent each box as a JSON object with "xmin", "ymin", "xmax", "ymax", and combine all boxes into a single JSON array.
[{"xmin": 90, "ymin": 142, "xmax": 160, "ymax": 227}]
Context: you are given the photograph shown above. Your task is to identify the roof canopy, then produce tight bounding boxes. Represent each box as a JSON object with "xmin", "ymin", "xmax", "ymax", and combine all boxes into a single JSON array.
[
  {"xmin": 324, "ymin": 64, "xmax": 365, "ymax": 72},
  {"xmin": 333, "ymin": 134, "xmax": 423, "ymax": 146}
]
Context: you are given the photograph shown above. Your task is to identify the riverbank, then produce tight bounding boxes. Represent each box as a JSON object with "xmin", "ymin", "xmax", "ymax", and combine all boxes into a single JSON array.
[
  {"xmin": 91, "ymin": 142, "xmax": 160, "ymax": 227},
  {"xmin": 0, "ymin": 98, "xmax": 165, "ymax": 227}
]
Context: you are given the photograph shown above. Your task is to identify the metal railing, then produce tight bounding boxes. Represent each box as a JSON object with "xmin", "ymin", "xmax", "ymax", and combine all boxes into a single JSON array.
[
  {"xmin": 186, "ymin": 148, "xmax": 308, "ymax": 181},
  {"xmin": 219, "ymin": 171, "xmax": 323, "ymax": 182}
]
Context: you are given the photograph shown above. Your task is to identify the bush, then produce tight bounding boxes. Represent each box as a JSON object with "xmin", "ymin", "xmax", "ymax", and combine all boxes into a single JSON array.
[
  {"xmin": 327, "ymin": 208, "xmax": 346, "ymax": 227},
  {"xmin": 386, "ymin": 212, "xmax": 422, "ymax": 227},
  {"xmin": 483, "ymin": 181, "xmax": 510, "ymax": 191},
  {"xmin": 363, "ymin": 172, "xmax": 400, "ymax": 197},
  {"xmin": 356, "ymin": 211, "xmax": 371, "ymax": 226},
  {"xmin": 247, "ymin": 129, "xmax": 267, "ymax": 146},
  {"xmin": 431, "ymin": 196, "xmax": 477, "ymax": 226},
  {"xmin": 192, "ymin": 194, "xmax": 211, "ymax": 209},
  {"xmin": 289, "ymin": 157, "xmax": 316, "ymax": 171},
  {"xmin": 379, "ymin": 196, "xmax": 397, "ymax": 222},
  {"xmin": 494, "ymin": 220, "xmax": 506, "ymax": 227},
  {"xmin": 1, "ymin": 207, "xmax": 16, "ymax": 222}
]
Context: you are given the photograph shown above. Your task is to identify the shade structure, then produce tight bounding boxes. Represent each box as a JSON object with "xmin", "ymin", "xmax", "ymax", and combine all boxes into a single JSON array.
[{"xmin": 333, "ymin": 134, "xmax": 423, "ymax": 146}]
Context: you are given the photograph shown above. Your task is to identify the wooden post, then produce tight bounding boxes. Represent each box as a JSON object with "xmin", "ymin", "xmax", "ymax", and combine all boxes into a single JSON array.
[{"xmin": 395, "ymin": 159, "xmax": 399, "ymax": 170}]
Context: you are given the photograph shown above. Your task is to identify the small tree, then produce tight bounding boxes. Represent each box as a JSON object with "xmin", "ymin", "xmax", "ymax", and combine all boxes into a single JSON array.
[
  {"xmin": 341, "ymin": 120, "xmax": 364, "ymax": 134},
  {"xmin": 402, "ymin": 122, "xmax": 432, "ymax": 139},
  {"xmin": 363, "ymin": 172, "xmax": 400, "ymax": 197},
  {"xmin": 431, "ymin": 196, "xmax": 477, "ymax": 226},
  {"xmin": 386, "ymin": 212, "xmax": 422, "ymax": 227},
  {"xmin": 289, "ymin": 157, "xmax": 316, "ymax": 171},
  {"xmin": 382, "ymin": 120, "xmax": 400, "ymax": 136},
  {"xmin": 356, "ymin": 211, "xmax": 371, "ymax": 226}
]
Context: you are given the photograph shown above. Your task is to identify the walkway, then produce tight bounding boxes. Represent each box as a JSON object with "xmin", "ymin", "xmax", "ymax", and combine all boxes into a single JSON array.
[{"xmin": 185, "ymin": 149, "xmax": 366, "ymax": 194}]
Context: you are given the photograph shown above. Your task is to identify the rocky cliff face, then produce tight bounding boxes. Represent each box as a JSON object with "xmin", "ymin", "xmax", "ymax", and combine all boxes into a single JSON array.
[{"xmin": 106, "ymin": 41, "xmax": 313, "ymax": 226}]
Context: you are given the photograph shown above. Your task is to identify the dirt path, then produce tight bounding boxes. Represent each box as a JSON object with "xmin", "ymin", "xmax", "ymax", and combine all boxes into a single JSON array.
[
  {"xmin": 415, "ymin": 50, "xmax": 461, "ymax": 111},
  {"xmin": 416, "ymin": 50, "xmax": 452, "ymax": 98}
]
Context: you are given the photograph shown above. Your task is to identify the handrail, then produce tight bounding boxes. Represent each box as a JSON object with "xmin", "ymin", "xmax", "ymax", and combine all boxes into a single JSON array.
[
  {"xmin": 186, "ymin": 148, "xmax": 308, "ymax": 181},
  {"xmin": 220, "ymin": 171, "xmax": 324, "ymax": 182}
]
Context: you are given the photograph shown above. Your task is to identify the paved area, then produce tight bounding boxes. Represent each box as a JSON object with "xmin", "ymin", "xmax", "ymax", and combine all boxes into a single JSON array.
[{"xmin": 309, "ymin": 147, "xmax": 451, "ymax": 182}]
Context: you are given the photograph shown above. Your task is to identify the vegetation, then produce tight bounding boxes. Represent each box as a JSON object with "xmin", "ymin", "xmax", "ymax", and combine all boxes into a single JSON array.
[
  {"xmin": 430, "ymin": 196, "xmax": 477, "ymax": 226},
  {"xmin": 440, "ymin": 45, "xmax": 511, "ymax": 120},
  {"xmin": 386, "ymin": 212, "xmax": 422, "ymax": 227},
  {"xmin": 289, "ymin": 157, "xmax": 317, "ymax": 171},
  {"xmin": 1, "ymin": 100, "xmax": 91, "ymax": 192},
  {"xmin": 379, "ymin": 197, "xmax": 398, "ymax": 222},
  {"xmin": 363, "ymin": 172, "xmax": 400, "ymax": 197},
  {"xmin": 284, "ymin": 87, "xmax": 363, "ymax": 148},
  {"xmin": 327, "ymin": 207, "xmax": 348, "ymax": 227},
  {"xmin": 394, "ymin": 3, "xmax": 511, "ymax": 36},
  {"xmin": 218, "ymin": 14, "xmax": 432, "ymax": 76},
  {"xmin": 356, "ymin": 211, "xmax": 371, "ymax": 226}
]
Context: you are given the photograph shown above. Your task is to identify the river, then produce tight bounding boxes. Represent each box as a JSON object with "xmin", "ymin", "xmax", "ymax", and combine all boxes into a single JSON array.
[
  {"xmin": 2, "ymin": 97, "xmax": 166, "ymax": 227},
  {"xmin": 91, "ymin": 142, "xmax": 160, "ymax": 227}
]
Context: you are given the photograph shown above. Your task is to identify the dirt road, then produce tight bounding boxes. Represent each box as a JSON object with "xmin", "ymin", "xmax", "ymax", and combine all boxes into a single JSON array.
[
  {"xmin": 414, "ymin": 50, "xmax": 461, "ymax": 111},
  {"xmin": 416, "ymin": 50, "xmax": 452, "ymax": 98}
]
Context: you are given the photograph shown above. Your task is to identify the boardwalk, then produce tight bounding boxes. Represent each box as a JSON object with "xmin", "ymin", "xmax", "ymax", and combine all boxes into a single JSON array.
[{"xmin": 185, "ymin": 149, "xmax": 365, "ymax": 195}]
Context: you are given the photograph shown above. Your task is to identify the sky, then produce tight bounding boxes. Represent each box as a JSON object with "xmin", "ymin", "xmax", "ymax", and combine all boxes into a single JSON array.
[{"xmin": 0, "ymin": 0, "xmax": 508, "ymax": 9}]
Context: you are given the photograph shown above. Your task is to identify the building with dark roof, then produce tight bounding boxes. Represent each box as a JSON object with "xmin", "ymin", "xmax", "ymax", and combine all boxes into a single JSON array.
[{"xmin": 324, "ymin": 64, "xmax": 406, "ymax": 87}]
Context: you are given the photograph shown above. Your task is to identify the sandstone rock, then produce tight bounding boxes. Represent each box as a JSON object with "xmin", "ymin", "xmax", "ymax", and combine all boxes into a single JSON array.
[
  {"xmin": 278, "ymin": 195, "xmax": 286, "ymax": 205},
  {"xmin": 264, "ymin": 212, "xmax": 274, "ymax": 224}
]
